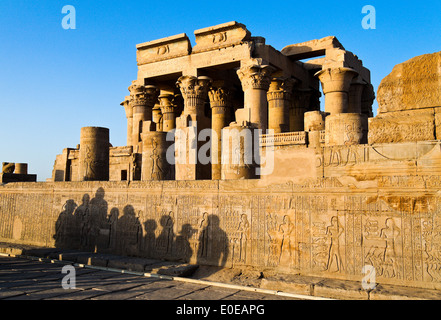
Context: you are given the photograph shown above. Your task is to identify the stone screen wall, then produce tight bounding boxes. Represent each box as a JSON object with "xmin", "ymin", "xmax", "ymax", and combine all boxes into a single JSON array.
[{"xmin": 1, "ymin": 178, "xmax": 441, "ymax": 290}]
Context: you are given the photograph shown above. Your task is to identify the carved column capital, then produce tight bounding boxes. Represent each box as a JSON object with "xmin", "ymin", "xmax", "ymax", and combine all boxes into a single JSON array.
[
  {"xmin": 208, "ymin": 85, "xmax": 235, "ymax": 108},
  {"xmin": 128, "ymin": 84, "xmax": 159, "ymax": 109},
  {"xmin": 315, "ymin": 67, "xmax": 358, "ymax": 94},
  {"xmin": 176, "ymin": 75, "xmax": 212, "ymax": 116},
  {"xmin": 237, "ymin": 64, "xmax": 274, "ymax": 91},
  {"xmin": 267, "ymin": 77, "xmax": 297, "ymax": 101},
  {"xmin": 120, "ymin": 97, "xmax": 132, "ymax": 118},
  {"xmin": 176, "ymin": 75, "xmax": 212, "ymax": 100},
  {"xmin": 158, "ymin": 94, "xmax": 176, "ymax": 114}
]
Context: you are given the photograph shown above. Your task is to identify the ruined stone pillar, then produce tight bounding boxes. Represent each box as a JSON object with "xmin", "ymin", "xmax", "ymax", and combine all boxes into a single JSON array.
[
  {"xmin": 129, "ymin": 84, "xmax": 159, "ymax": 153},
  {"xmin": 208, "ymin": 83, "xmax": 234, "ymax": 180},
  {"xmin": 158, "ymin": 94, "xmax": 177, "ymax": 132},
  {"xmin": 315, "ymin": 67, "xmax": 358, "ymax": 115},
  {"xmin": 120, "ymin": 97, "xmax": 133, "ymax": 147},
  {"xmin": 221, "ymin": 122, "xmax": 258, "ymax": 180},
  {"xmin": 237, "ymin": 63, "xmax": 273, "ymax": 132},
  {"xmin": 79, "ymin": 127, "xmax": 109, "ymax": 181},
  {"xmin": 348, "ymin": 76, "xmax": 366, "ymax": 114},
  {"xmin": 175, "ymin": 75, "xmax": 212, "ymax": 180},
  {"xmin": 325, "ymin": 113, "xmax": 368, "ymax": 146},
  {"xmin": 14, "ymin": 163, "xmax": 28, "ymax": 175},
  {"xmin": 267, "ymin": 78, "xmax": 295, "ymax": 134},
  {"xmin": 290, "ymin": 89, "xmax": 312, "ymax": 132},
  {"xmin": 141, "ymin": 123, "xmax": 173, "ymax": 181},
  {"xmin": 304, "ymin": 111, "xmax": 328, "ymax": 148}
]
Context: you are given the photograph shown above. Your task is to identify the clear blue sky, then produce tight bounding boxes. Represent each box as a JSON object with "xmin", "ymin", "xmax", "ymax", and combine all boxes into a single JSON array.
[{"xmin": 1, "ymin": 0, "xmax": 440, "ymax": 181}]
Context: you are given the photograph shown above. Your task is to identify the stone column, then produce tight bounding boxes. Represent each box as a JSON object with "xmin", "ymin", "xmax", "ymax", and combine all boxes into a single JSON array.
[
  {"xmin": 348, "ymin": 76, "xmax": 366, "ymax": 114},
  {"xmin": 152, "ymin": 104, "xmax": 163, "ymax": 132},
  {"xmin": 290, "ymin": 89, "xmax": 312, "ymax": 132},
  {"xmin": 129, "ymin": 84, "xmax": 159, "ymax": 153},
  {"xmin": 79, "ymin": 127, "xmax": 109, "ymax": 181},
  {"xmin": 158, "ymin": 94, "xmax": 176, "ymax": 132},
  {"xmin": 120, "ymin": 97, "xmax": 133, "ymax": 147},
  {"xmin": 221, "ymin": 122, "xmax": 257, "ymax": 180},
  {"xmin": 15, "ymin": 163, "xmax": 28, "ymax": 175},
  {"xmin": 325, "ymin": 113, "xmax": 368, "ymax": 146},
  {"xmin": 304, "ymin": 111, "xmax": 328, "ymax": 148},
  {"xmin": 141, "ymin": 124, "xmax": 173, "ymax": 181},
  {"xmin": 208, "ymin": 83, "xmax": 234, "ymax": 180},
  {"xmin": 237, "ymin": 63, "xmax": 274, "ymax": 132},
  {"xmin": 267, "ymin": 78, "xmax": 295, "ymax": 134},
  {"xmin": 176, "ymin": 75, "xmax": 212, "ymax": 122},
  {"xmin": 315, "ymin": 67, "xmax": 358, "ymax": 115},
  {"xmin": 175, "ymin": 75, "xmax": 212, "ymax": 180}
]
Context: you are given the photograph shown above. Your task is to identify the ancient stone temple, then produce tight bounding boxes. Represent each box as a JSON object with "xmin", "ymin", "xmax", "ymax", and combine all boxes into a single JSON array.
[
  {"xmin": 50, "ymin": 21, "xmax": 374, "ymax": 183},
  {"xmin": 2, "ymin": 21, "xmax": 441, "ymax": 294}
]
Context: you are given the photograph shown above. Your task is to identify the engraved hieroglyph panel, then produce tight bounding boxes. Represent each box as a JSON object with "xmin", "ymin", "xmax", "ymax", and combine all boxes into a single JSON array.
[{"xmin": 2, "ymin": 182, "xmax": 441, "ymax": 289}]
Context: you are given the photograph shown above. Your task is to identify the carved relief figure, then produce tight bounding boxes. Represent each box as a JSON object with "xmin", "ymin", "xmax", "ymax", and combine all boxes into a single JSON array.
[
  {"xmin": 422, "ymin": 219, "xmax": 441, "ymax": 282},
  {"xmin": 267, "ymin": 213, "xmax": 282, "ymax": 266},
  {"xmin": 150, "ymin": 138, "xmax": 163, "ymax": 180},
  {"xmin": 107, "ymin": 207, "xmax": 119, "ymax": 251},
  {"xmin": 364, "ymin": 217, "xmax": 401, "ymax": 279},
  {"xmin": 74, "ymin": 194, "xmax": 90, "ymax": 250},
  {"xmin": 326, "ymin": 216, "xmax": 344, "ymax": 272},
  {"xmin": 380, "ymin": 218, "xmax": 401, "ymax": 278},
  {"xmin": 117, "ymin": 205, "xmax": 142, "ymax": 256},
  {"xmin": 237, "ymin": 214, "xmax": 250, "ymax": 263},
  {"xmin": 279, "ymin": 215, "xmax": 296, "ymax": 267},
  {"xmin": 197, "ymin": 212, "xmax": 210, "ymax": 258},
  {"xmin": 156, "ymin": 212, "xmax": 175, "ymax": 257}
]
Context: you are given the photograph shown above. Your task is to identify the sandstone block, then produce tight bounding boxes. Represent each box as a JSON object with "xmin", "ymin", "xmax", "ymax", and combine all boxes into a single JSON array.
[
  {"xmin": 377, "ymin": 51, "xmax": 441, "ymax": 113},
  {"xmin": 192, "ymin": 21, "xmax": 251, "ymax": 54},
  {"xmin": 136, "ymin": 33, "xmax": 191, "ymax": 65},
  {"xmin": 368, "ymin": 109, "xmax": 435, "ymax": 144}
]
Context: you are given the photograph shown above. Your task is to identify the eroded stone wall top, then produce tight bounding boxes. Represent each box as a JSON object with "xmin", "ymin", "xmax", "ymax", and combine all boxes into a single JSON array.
[
  {"xmin": 136, "ymin": 33, "xmax": 192, "ymax": 65},
  {"xmin": 377, "ymin": 51, "xmax": 441, "ymax": 113},
  {"xmin": 192, "ymin": 21, "xmax": 251, "ymax": 54}
]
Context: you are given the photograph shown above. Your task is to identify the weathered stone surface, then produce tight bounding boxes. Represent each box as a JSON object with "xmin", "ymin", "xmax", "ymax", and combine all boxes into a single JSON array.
[
  {"xmin": 377, "ymin": 51, "xmax": 441, "ymax": 113},
  {"xmin": 192, "ymin": 21, "xmax": 251, "ymax": 54},
  {"xmin": 136, "ymin": 33, "xmax": 191, "ymax": 65},
  {"xmin": 368, "ymin": 109, "xmax": 435, "ymax": 144}
]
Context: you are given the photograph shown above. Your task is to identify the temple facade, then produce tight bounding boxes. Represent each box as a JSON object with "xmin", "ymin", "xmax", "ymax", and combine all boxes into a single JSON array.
[{"xmin": 51, "ymin": 21, "xmax": 374, "ymax": 183}]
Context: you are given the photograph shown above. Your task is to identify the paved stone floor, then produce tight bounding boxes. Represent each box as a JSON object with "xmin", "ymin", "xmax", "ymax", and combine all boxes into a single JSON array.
[{"xmin": 0, "ymin": 256, "xmax": 300, "ymax": 301}]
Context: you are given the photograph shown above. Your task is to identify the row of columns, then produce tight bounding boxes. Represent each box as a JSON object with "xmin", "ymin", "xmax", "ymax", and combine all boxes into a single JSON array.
[{"xmin": 118, "ymin": 64, "xmax": 373, "ymax": 181}]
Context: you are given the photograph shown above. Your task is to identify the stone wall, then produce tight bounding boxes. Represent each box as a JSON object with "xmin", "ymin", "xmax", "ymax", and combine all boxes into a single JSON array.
[{"xmin": 2, "ymin": 172, "xmax": 441, "ymax": 290}]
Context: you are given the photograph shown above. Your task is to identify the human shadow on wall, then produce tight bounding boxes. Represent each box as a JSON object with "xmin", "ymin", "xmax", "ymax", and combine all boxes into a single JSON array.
[
  {"xmin": 115, "ymin": 205, "xmax": 142, "ymax": 256},
  {"xmin": 196, "ymin": 214, "xmax": 229, "ymax": 273},
  {"xmin": 54, "ymin": 194, "xmax": 229, "ymax": 273},
  {"xmin": 54, "ymin": 187, "xmax": 109, "ymax": 254},
  {"xmin": 54, "ymin": 199, "xmax": 77, "ymax": 249}
]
